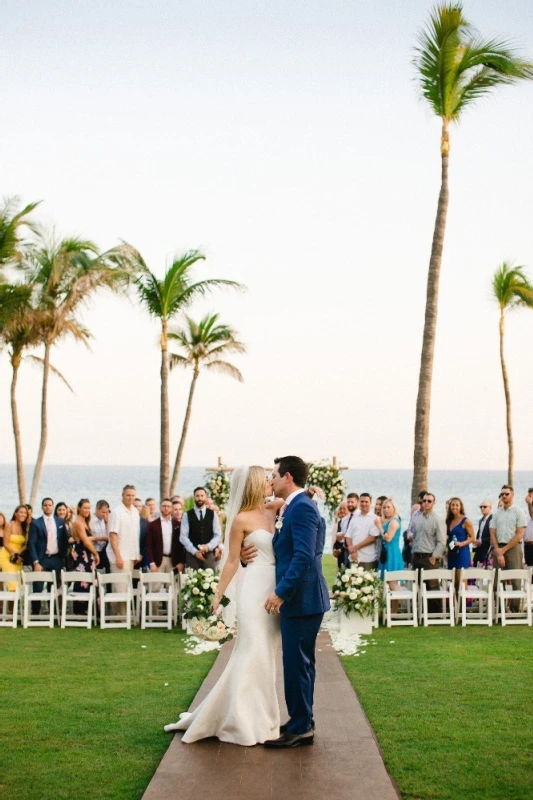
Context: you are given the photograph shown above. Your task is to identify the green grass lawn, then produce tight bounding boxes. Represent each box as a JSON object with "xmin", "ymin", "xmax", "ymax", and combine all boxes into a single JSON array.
[
  {"xmin": 322, "ymin": 553, "xmax": 338, "ymax": 586},
  {"xmin": 0, "ymin": 628, "xmax": 216, "ymax": 800},
  {"xmin": 342, "ymin": 626, "xmax": 533, "ymax": 800}
]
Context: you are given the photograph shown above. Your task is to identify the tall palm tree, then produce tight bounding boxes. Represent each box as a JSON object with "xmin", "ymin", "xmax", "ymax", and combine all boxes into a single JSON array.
[
  {"xmin": 411, "ymin": 3, "xmax": 533, "ymax": 503},
  {"xmin": 168, "ymin": 313, "xmax": 246, "ymax": 494},
  {"xmin": 133, "ymin": 252, "xmax": 244, "ymax": 498},
  {"xmin": 24, "ymin": 235, "xmax": 129, "ymax": 506},
  {"xmin": 0, "ymin": 196, "xmax": 40, "ymax": 269},
  {"xmin": 492, "ymin": 262, "xmax": 533, "ymax": 487}
]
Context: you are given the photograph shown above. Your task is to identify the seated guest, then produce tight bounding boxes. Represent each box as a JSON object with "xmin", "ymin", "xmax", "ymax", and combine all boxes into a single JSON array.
[
  {"xmin": 28, "ymin": 497, "xmax": 69, "ymax": 614},
  {"xmin": 346, "ymin": 493, "xmax": 380, "ymax": 570},
  {"xmin": 180, "ymin": 486, "xmax": 222, "ymax": 570},
  {"xmin": 473, "ymin": 501, "xmax": 492, "ymax": 567},
  {"xmin": 91, "ymin": 500, "xmax": 110, "ymax": 573},
  {"xmin": 331, "ymin": 501, "xmax": 348, "ymax": 569},
  {"xmin": 145, "ymin": 497, "xmax": 159, "ymax": 522},
  {"xmin": 70, "ymin": 499, "xmax": 100, "ymax": 613},
  {"xmin": 0, "ymin": 505, "xmax": 30, "ymax": 590},
  {"xmin": 524, "ymin": 489, "xmax": 533, "ymax": 567},
  {"xmin": 147, "ymin": 499, "xmax": 186, "ymax": 587},
  {"xmin": 376, "ymin": 499, "xmax": 403, "ymax": 611},
  {"xmin": 446, "ymin": 497, "xmax": 475, "ymax": 590}
]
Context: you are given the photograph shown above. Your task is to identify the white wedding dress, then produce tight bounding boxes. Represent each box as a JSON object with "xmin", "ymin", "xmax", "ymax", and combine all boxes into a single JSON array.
[{"xmin": 165, "ymin": 529, "xmax": 281, "ymax": 746}]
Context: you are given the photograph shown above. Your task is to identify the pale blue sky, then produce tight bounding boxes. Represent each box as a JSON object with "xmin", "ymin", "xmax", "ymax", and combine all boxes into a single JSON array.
[{"xmin": 2, "ymin": 0, "xmax": 533, "ymax": 471}]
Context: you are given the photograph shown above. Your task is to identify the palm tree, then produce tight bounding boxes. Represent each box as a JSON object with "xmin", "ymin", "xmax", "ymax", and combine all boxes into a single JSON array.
[
  {"xmin": 133, "ymin": 252, "xmax": 244, "ymax": 499},
  {"xmin": 492, "ymin": 262, "xmax": 533, "ymax": 487},
  {"xmin": 168, "ymin": 313, "xmax": 246, "ymax": 494},
  {"xmin": 0, "ymin": 196, "xmax": 40, "ymax": 269},
  {"xmin": 24, "ymin": 235, "xmax": 129, "ymax": 506},
  {"xmin": 411, "ymin": 3, "xmax": 533, "ymax": 503}
]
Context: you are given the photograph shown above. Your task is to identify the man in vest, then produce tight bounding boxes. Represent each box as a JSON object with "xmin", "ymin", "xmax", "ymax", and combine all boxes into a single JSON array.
[{"xmin": 179, "ymin": 487, "xmax": 222, "ymax": 570}]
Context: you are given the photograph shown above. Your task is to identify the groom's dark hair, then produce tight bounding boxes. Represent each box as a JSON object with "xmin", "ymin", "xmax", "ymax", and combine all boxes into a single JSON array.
[{"xmin": 274, "ymin": 456, "xmax": 308, "ymax": 488}]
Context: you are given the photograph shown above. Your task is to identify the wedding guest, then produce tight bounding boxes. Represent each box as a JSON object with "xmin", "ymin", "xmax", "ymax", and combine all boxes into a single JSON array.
[
  {"xmin": 411, "ymin": 493, "xmax": 446, "ymax": 612},
  {"xmin": 403, "ymin": 490, "xmax": 427, "ymax": 566},
  {"xmin": 138, "ymin": 505, "xmax": 150, "ymax": 570},
  {"xmin": 91, "ymin": 500, "xmax": 110, "ymax": 573},
  {"xmin": 346, "ymin": 493, "xmax": 380, "ymax": 570},
  {"xmin": 376, "ymin": 499, "xmax": 403, "ymax": 611},
  {"xmin": 446, "ymin": 497, "xmax": 475, "ymax": 590},
  {"xmin": 0, "ymin": 505, "xmax": 30, "ymax": 590},
  {"xmin": 55, "ymin": 501, "xmax": 71, "ymax": 532},
  {"xmin": 490, "ymin": 485, "xmax": 525, "ymax": 612},
  {"xmin": 147, "ymin": 499, "xmax": 186, "ymax": 588},
  {"xmin": 28, "ymin": 497, "xmax": 69, "ymax": 614},
  {"xmin": 171, "ymin": 498, "xmax": 183, "ymax": 523},
  {"xmin": 375, "ymin": 496, "xmax": 387, "ymax": 517},
  {"xmin": 180, "ymin": 486, "xmax": 222, "ymax": 570},
  {"xmin": 145, "ymin": 498, "xmax": 159, "ymax": 522},
  {"xmin": 70, "ymin": 499, "xmax": 100, "ymax": 613},
  {"xmin": 523, "ymin": 489, "xmax": 533, "ymax": 567},
  {"xmin": 0, "ymin": 512, "xmax": 6, "ymax": 547},
  {"xmin": 24, "ymin": 504, "xmax": 33, "ymax": 527},
  {"xmin": 134, "ymin": 498, "xmax": 143, "ymax": 512},
  {"xmin": 473, "ymin": 500, "xmax": 493, "ymax": 567},
  {"xmin": 108, "ymin": 485, "xmax": 141, "ymax": 615},
  {"xmin": 331, "ymin": 501, "xmax": 348, "ymax": 569}
]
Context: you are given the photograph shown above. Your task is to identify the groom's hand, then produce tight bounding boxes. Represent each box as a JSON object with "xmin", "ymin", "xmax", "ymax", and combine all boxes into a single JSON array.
[
  {"xmin": 240, "ymin": 542, "xmax": 258, "ymax": 564},
  {"xmin": 265, "ymin": 593, "xmax": 283, "ymax": 614}
]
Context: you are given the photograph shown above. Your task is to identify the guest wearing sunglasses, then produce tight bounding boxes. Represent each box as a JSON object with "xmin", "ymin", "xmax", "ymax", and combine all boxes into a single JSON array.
[
  {"xmin": 411, "ymin": 492, "xmax": 446, "ymax": 612},
  {"xmin": 490, "ymin": 485, "xmax": 526, "ymax": 612},
  {"xmin": 473, "ymin": 501, "xmax": 493, "ymax": 567}
]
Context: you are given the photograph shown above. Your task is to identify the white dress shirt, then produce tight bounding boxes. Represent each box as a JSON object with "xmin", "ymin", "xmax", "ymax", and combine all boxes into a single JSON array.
[
  {"xmin": 44, "ymin": 514, "xmax": 58, "ymax": 556},
  {"xmin": 108, "ymin": 503, "xmax": 140, "ymax": 564},
  {"xmin": 180, "ymin": 505, "xmax": 222, "ymax": 555},
  {"xmin": 90, "ymin": 514, "xmax": 108, "ymax": 552},
  {"xmin": 346, "ymin": 512, "xmax": 379, "ymax": 563},
  {"xmin": 161, "ymin": 516, "xmax": 173, "ymax": 556}
]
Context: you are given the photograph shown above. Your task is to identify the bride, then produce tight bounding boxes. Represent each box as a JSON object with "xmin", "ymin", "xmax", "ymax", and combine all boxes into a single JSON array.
[{"xmin": 164, "ymin": 465, "xmax": 284, "ymax": 746}]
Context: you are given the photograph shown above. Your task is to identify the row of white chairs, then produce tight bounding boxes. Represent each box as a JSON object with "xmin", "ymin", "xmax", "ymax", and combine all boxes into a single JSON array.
[
  {"xmin": 0, "ymin": 569, "xmax": 184, "ymax": 630},
  {"xmin": 383, "ymin": 568, "xmax": 533, "ymax": 627}
]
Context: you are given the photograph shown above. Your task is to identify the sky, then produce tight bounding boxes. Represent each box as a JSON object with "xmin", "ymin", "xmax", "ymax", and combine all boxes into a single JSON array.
[{"xmin": 1, "ymin": 0, "xmax": 533, "ymax": 472}]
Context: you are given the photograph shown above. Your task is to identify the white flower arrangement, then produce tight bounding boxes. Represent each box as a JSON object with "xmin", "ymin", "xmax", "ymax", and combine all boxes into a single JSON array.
[
  {"xmin": 205, "ymin": 468, "xmax": 231, "ymax": 509},
  {"xmin": 181, "ymin": 567, "xmax": 233, "ymax": 643},
  {"xmin": 331, "ymin": 565, "xmax": 383, "ymax": 618},
  {"xmin": 307, "ymin": 460, "xmax": 346, "ymax": 518}
]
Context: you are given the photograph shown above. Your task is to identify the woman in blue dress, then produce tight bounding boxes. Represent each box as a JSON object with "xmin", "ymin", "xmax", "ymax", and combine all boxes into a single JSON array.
[
  {"xmin": 446, "ymin": 497, "xmax": 475, "ymax": 590},
  {"xmin": 376, "ymin": 500, "xmax": 403, "ymax": 610}
]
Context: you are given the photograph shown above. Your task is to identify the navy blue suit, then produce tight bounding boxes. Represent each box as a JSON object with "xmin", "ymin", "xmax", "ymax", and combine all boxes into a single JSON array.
[
  {"xmin": 28, "ymin": 515, "xmax": 69, "ymax": 612},
  {"xmin": 273, "ymin": 492, "xmax": 330, "ymax": 735}
]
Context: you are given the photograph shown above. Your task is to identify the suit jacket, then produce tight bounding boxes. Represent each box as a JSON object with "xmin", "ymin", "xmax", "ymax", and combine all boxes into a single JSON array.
[
  {"xmin": 273, "ymin": 492, "xmax": 330, "ymax": 618},
  {"xmin": 474, "ymin": 514, "xmax": 492, "ymax": 562},
  {"xmin": 28, "ymin": 515, "xmax": 69, "ymax": 565},
  {"xmin": 146, "ymin": 518, "xmax": 185, "ymax": 568}
]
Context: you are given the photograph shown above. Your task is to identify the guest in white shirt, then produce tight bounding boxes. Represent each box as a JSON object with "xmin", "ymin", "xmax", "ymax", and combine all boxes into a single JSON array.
[
  {"xmin": 108, "ymin": 485, "xmax": 141, "ymax": 615},
  {"xmin": 90, "ymin": 500, "xmax": 110, "ymax": 573},
  {"xmin": 345, "ymin": 493, "xmax": 380, "ymax": 570}
]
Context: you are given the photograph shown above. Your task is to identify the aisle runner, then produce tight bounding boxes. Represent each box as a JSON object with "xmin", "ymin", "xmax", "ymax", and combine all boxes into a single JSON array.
[{"xmin": 143, "ymin": 631, "xmax": 400, "ymax": 800}]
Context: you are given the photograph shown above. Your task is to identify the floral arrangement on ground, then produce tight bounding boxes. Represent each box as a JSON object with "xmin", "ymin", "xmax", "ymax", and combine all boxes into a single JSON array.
[
  {"xmin": 204, "ymin": 468, "xmax": 231, "ymax": 509},
  {"xmin": 180, "ymin": 567, "xmax": 233, "ymax": 642},
  {"xmin": 307, "ymin": 460, "xmax": 346, "ymax": 517},
  {"xmin": 331, "ymin": 565, "xmax": 383, "ymax": 618}
]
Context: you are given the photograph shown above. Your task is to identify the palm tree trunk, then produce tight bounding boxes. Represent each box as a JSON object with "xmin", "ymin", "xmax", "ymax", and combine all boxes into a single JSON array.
[
  {"xmin": 30, "ymin": 343, "xmax": 51, "ymax": 507},
  {"xmin": 10, "ymin": 353, "xmax": 26, "ymax": 504},
  {"xmin": 169, "ymin": 368, "xmax": 199, "ymax": 496},
  {"xmin": 411, "ymin": 120, "xmax": 450, "ymax": 505},
  {"xmin": 160, "ymin": 318, "xmax": 170, "ymax": 500},
  {"xmin": 499, "ymin": 311, "xmax": 514, "ymax": 486}
]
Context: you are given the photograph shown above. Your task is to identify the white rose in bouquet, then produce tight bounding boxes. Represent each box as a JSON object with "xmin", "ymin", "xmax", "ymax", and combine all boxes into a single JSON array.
[
  {"xmin": 192, "ymin": 620, "xmax": 207, "ymax": 636},
  {"xmin": 210, "ymin": 583, "xmax": 217, "ymax": 591},
  {"xmin": 202, "ymin": 583, "xmax": 210, "ymax": 590},
  {"xmin": 192, "ymin": 587, "xmax": 200, "ymax": 595}
]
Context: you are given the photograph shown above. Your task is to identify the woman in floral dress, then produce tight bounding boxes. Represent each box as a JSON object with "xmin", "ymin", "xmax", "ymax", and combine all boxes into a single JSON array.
[{"xmin": 70, "ymin": 499, "xmax": 100, "ymax": 613}]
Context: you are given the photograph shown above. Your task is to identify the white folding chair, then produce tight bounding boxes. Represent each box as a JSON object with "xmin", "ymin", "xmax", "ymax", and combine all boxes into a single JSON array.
[
  {"xmin": 132, "ymin": 569, "xmax": 142, "ymax": 623},
  {"xmin": 22, "ymin": 571, "xmax": 59, "ymax": 628},
  {"xmin": 0, "ymin": 572, "xmax": 22, "ymax": 628},
  {"xmin": 496, "ymin": 569, "xmax": 532, "ymax": 626},
  {"xmin": 60, "ymin": 570, "xmax": 97, "ymax": 628},
  {"xmin": 140, "ymin": 572, "xmax": 174, "ymax": 630},
  {"xmin": 421, "ymin": 568, "xmax": 455, "ymax": 626},
  {"xmin": 384, "ymin": 570, "xmax": 418, "ymax": 627},
  {"xmin": 457, "ymin": 568, "xmax": 494, "ymax": 626},
  {"xmin": 99, "ymin": 572, "xmax": 133, "ymax": 629}
]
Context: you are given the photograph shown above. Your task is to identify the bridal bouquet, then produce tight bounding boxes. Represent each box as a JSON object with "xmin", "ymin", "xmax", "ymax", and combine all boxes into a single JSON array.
[
  {"xmin": 180, "ymin": 568, "xmax": 233, "ymax": 643},
  {"xmin": 331, "ymin": 565, "xmax": 383, "ymax": 618}
]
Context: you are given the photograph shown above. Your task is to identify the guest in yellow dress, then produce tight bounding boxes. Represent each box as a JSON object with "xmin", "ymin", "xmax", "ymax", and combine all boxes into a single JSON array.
[{"xmin": 0, "ymin": 505, "xmax": 30, "ymax": 590}]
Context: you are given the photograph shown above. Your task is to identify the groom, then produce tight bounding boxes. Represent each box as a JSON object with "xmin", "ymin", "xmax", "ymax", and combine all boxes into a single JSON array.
[{"xmin": 244, "ymin": 455, "xmax": 330, "ymax": 748}]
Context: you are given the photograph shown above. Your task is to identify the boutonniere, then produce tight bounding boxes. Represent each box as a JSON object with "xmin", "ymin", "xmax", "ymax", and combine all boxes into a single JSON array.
[{"xmin": 275, "ymin": 515, "xmax": 284, "ymax": 531}]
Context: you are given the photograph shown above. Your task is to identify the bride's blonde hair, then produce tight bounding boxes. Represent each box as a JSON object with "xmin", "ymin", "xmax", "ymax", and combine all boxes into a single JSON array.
[{"xmin": 239, "ymin": 466, "xmax": 267, "ymax": 513}]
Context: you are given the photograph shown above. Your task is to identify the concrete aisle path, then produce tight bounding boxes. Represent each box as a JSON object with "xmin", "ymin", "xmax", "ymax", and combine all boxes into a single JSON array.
[{"xmin": 143, "ymin": 631, "xmax": 400, "ymax": 800}]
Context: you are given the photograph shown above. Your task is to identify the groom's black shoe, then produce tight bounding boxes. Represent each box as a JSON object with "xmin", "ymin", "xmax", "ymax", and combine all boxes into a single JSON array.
[
  {"xmin": 264, "ymin": 731, "xmax": 314, "ymax": 749},
  {"xmin": 279, "ymin": 718, "xmax": 315, "ymax": 735}
]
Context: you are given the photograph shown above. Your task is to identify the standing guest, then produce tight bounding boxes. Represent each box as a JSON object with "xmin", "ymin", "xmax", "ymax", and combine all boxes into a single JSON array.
[
  {"xmin": 24, "ymin": 504, "xmax": 33, "ymax": 524},
  {"xmin": 70, "ymin": 499, "xmax": 100, "ymax": 613},
  {"xmin": 446, "ymin": 498, "xmax": 475, "ymax": 590},
  {"xmin": 340, "ymin": 493, "xmax": 361, "ymax": 566},
  {"xmin": 180, "ymin": 486, "xmax": 222, "ymax": 570},
  {"xmin": 523, "ymin": 489, "xmax": 533, "ymax": 567},
  {"xmin": 411, "ymin": 493, "xmax": 446, "ymax": 612},
  {"xmin": 90, "ymin": 500, "xmax": 110, "ymax": 573},
  {"xmin": 108, "ymin": 485, "xmax": 141, "ymax": 615},
  {"xmin": 134, "ymin": 498, "xmax": 143, "ymax": 512},
  {"xmin": 404, "ymin": 490, "xmax": 427, "ymax": 566},
  {"xmin": 0, "ymin": 505, "xmax": 30, "ymax": 590},
  {"xmin": 490, "ymin": 485, "xmax": 526, "ymax": 612},
  {"xmin": 28, "ymin": 497, "xmax": 69, "ymax": 614},
  {"xmin": 374, "ymin": 496, "xmax": 387, "ymax": 517},
  {"xmin": 376, "ymin": 499, "xmax": 403, "ymax": 611},
  {"xmin": 0, "ymin": 512, "xmax": 6, "ymax": 548},
  {"xmin": 138, "ymin": 505, "xmax": 150, "ymax": 570},
  {"xmin": 55, "ymin": 502, "xmax": 71, "ymax": 532},
  {"xmin": 145, "ymin": 498, "xmax": 159, "ymax": 522},
  {"xmin": 473, "ymin": 501, "xmax": 493, "ymax": 567},
  {"xmin": 331, "ymin": 501, "xmax": 349, "ymax": 569},
  {"xmin": 171, "ymin": 495, "xmax": 184, "ymax": 506},
  {"xmin": 147, "ymin": 498, "xmax": 186, "ymax": 587},
  {"xmin": 346, "ymin": 493, "xmax": 380, "ymax": 570},
  {"xmin": 171, "ymin": 498, "xmax": 183, "ymax": 523}
]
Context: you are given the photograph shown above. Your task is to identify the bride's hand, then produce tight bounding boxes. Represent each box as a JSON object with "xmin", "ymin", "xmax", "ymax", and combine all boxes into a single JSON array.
[
  {"xmin": 211, "ymin": 592, "xmax": 221, "ymax": 614},
  {"xmin": 307, "ymin": 485, "xmax": 325, "ymax": 500}
]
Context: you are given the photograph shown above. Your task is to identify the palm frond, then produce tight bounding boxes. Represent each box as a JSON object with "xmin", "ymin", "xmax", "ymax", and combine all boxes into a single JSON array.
[
  {"xmin": 169, "ymin": 353, "xmax": 191, "ymax": 371},
  {"xmin": 491, "ymin": 261, "xmax": 533, "ymax": 311},
  {"xmin": 26, "ymin": 355, "xmax": 75, "ymax": 392},
  {"xmin": 203, "ymin": 360, "xmax": 244, "ymax": 382}
]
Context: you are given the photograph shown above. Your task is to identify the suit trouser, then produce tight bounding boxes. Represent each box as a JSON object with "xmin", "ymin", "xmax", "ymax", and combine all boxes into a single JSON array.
[
  {"xmin": 412, "ymin": 553, "xmax": 440, "ymax": 613},
  {"xmin": 281, "ymin": 612, "xmax": 323, "ymax": 735},
  {"xmin": 154, "ymin": 556, "xmax": 174, "ymax": 593},
  {"xmin": 524, "ymin": 543, "xmax": 533, "ymax": 568},
  {"xmin": 185, "ymin": 551, "xmax": 217, "ymax": 571},
  {"xmin": 493, "ymin": 545, "xmax": 524, "ymax": 612},
  {"xmin": 32, "ymin": 555, "xmax": 63, "ymax": 614},
  {"xmin": 110, "ymin": 560, "xmax": 136, "ymax": 616}
]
